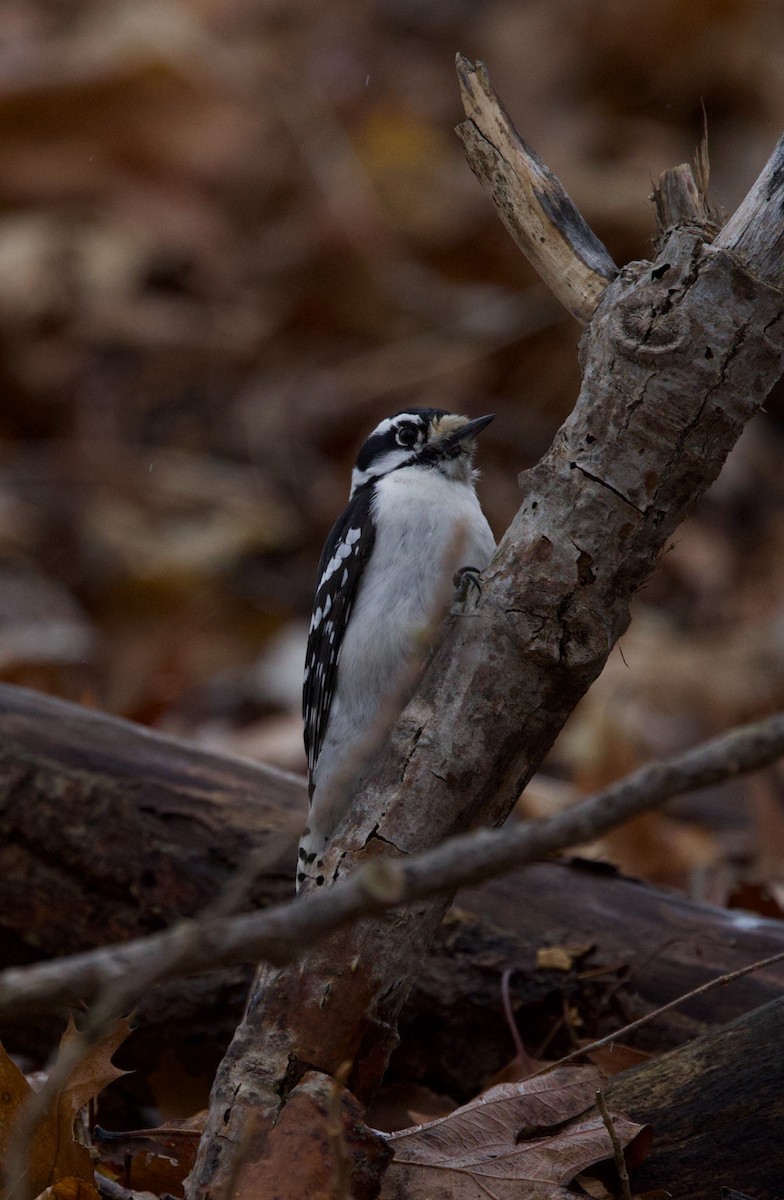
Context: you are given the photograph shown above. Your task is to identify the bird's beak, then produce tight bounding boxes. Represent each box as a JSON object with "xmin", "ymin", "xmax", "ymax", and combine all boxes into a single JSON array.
[{"xmin": 442, "ymin": 413, "xmax": 495, "ymax": 450}]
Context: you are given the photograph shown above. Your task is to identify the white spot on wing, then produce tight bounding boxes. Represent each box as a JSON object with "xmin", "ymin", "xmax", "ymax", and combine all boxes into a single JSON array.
[{"xmin": 320, "ymin": 535, "xmax": 358, "ymax": 587}]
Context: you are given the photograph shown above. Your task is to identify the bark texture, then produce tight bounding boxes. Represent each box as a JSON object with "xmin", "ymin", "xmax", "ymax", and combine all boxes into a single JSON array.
[
  {"xmin": 187, "ymin": 113, "xmax": 784, "ymax": 1192},
  {"xmin": 0, "ymin": 683, "xmax": 300, "ymax": 1068},
  {"xmin": 0, "ymin": 684, "xmax": 301, "ymax": 948}
]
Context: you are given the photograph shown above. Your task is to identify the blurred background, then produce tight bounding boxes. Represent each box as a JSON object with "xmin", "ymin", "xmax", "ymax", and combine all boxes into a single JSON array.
[{"xmin": 3, "ymin": 0, "xmax": 784, "ymax": 906}]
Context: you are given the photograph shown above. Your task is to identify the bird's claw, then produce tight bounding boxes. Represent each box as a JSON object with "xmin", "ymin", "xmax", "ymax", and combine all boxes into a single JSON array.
[{"xmin": 452, "ymin": 564, "xmax": 483, "ymax": 610}]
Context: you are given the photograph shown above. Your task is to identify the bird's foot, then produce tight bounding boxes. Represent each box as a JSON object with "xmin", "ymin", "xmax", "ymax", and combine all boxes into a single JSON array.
[{"xmin": 452, "ymin": 564, "xmax": 483, "ymax": 611}]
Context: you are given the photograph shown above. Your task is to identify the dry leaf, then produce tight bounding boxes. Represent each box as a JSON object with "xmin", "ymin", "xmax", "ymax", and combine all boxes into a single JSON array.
[
  {"xmin": 40, "ymin": 1180, "xmax": 102, "ymax": 1200},
  {"xmin": 56, "ymin": 1014, "xmax": 131, "ymax": 1127},
  {"xmin": 0, "ymin": 1043, "xmax": 92, "ymax": 1199},
  {"xmin": 378, "ymin": 1068, "xmax": 643, "ymax": 1200},
  {"xmin": 94, "ymin": 1113, "xmax": 206, "ymax": 1197},
  {"xmin": 0, "ymin": 1015, "xmax": 132, "ymax": 1200},
  {"xmin": 537, "ymin": 944, "xmax": 593, "ymax": 972},
  {"xmin": 0, "ymin": 1046, "xmax": 36, "ymax": 1153},
  {"xmin": 574, "ymin": 1175, "xmax": 615, "ymax": 1200},
  {"xmin": 583, "ymin": 1043, "xmax": 653, "ymax": 1077},
  {"xmin": 483, "ymin": 1049, "xmax": 553, "ymax": 1090}
]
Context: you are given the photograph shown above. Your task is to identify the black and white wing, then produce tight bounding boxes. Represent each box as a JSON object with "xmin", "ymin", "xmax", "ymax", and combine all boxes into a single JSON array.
[{"xmin": 303, "ymin": 485, "xmax": 375, "ymax": 795}]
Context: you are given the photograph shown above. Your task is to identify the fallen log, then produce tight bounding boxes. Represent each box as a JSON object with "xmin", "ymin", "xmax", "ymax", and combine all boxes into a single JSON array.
[
  {"xmin": 2, "ymin": 684, "xmax": 784, "ymax": 1109},
  {"xmin": 606, "ymin": 994, "xmax": 784, "ymax": 1200}
]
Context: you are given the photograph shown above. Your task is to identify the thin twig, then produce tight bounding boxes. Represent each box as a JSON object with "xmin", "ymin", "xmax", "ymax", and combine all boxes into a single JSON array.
[
  {"xmin": 2, "ymin": 713, "xmax": 784, "ymax": 1019},
  {"xmin": 595, "ymin": 1089, "xmax": 633, "ymax": 1200},
  {"xmin": 533, "ymin": 946, "xmax": 784, "ymax": 1077},
  {"xmin": 96, "ymin": 1177, "xmax": 158, "ymax": 1200},
  {"xmin": 500, "ymin": 967, "xmax": 526, "ymax": 1062},
  {"xmin": 325, "ymin": 1062, "xmax": 354, "ymax": 1200}
]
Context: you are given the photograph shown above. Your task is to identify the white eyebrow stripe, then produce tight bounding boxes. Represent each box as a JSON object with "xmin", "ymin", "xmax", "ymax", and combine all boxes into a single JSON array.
[
  {"xmin": 368, "ymin": 413, "xmax": 422, "ymax": 439},
  {"xmin": 370, "ymin": 417, "xmax": 397, "ymax": 438}
]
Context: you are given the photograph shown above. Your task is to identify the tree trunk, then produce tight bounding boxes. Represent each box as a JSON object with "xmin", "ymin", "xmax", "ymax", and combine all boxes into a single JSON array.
[{"xmin": 187, "ymin": 73, "xmax": 784, "ymax": 1189}]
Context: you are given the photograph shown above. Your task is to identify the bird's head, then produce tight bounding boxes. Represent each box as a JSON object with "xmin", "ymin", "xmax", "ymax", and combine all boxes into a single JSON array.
[{"xmin": 349, "ymin": 408, "xmax": 494, "ymax": 497}]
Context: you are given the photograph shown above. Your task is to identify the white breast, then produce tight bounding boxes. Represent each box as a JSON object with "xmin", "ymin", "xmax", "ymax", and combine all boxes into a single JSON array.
[
  {"xmin": 333, "ymin": 465, "xmax": 495, "ymax": 731},
  {"xmin": 302, "ymin": 464, "xmax": 495, "ymax": 874}
]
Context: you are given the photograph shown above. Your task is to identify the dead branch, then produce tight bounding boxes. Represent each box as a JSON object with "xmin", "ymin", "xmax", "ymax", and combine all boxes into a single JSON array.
[
  {"xmin": 0, "ymin": 682, "xmax": 302, "ymax": 925},
  {"xmin": 454, "ymin": 56, "xmax": 618, "ymax": 321},
  {"xmin": 714, "ymin": 133, "xmax": 784, "ymax": 282},
  {"xmin": 2, "ymin": 711, "xmax": 784, "ymax": 1021},
  {"xmin": 185, "ymin": 58, "xmax": 784, "ymax": 1194},
  {"xmin": 653, "ymin": 163, "xmax": 719, "ymax": 237},
  {"xmin": 464, "ymin": 861, "xmax": 784, "ymax": 1060}
]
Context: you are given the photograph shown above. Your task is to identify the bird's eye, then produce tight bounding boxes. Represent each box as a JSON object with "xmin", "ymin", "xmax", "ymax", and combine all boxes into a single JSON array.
[{"xmin": 396, "ymin": 425, "xmax": 418, "ymax": 447}]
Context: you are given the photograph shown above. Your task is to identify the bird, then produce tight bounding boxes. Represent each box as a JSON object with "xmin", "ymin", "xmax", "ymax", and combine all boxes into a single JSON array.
[{"xmin": 298, "ymin": 407, "xmax": 496, "ymax": 892}]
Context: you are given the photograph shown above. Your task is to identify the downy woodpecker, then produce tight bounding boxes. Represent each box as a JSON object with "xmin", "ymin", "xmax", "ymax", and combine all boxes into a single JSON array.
[{"xmin": 298, "ymin": 408, "xmax": 495, "ymax": 890}]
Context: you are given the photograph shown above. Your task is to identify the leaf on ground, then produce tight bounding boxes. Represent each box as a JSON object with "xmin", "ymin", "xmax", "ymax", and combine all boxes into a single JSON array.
[
  {"xmin": 0, "ymin": 1015, "xmax": 132, "ymax": 1200},
  {"xmin": 583, "ymin": 1042, "xmax": 653, "ymax": 1077},
  {"xmin": 536, "ymin": 944, "xmax": 594, "ymax": 972},
  {"xmin": 39, "ymin": 1179, "xmax": 103, "ymax": 1200},
  {"xmin": 94, "ymin": 1112, "xmax": 206, "ymax": 1196},
  {"xmin": 483, "ymin": 1050, "xmax": 554, "ymax": 1090},
  {"xmin": 57, "ymin": 1014, "xmax": 132, "ymax": 1127},
  {"xmin": 0, "ymin": 1046, "xmax": 36, "ymax": 1159},
  {"xmin": 574, "ymin": 1174, "xmax": 615, "ymax": 1200},
  {"xmin": 378, "ymin": 1067, "xmax": 643, "ymax": 1200}
]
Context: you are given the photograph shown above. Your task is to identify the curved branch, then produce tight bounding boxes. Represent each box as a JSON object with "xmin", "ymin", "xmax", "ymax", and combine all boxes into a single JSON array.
[{"xmin": 455, "ymin": 55, "xmax": 618, "ymax": 321}]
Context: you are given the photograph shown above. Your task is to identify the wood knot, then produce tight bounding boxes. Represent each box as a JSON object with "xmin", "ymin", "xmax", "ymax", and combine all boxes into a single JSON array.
[
  {"xmin": 612, "ymin": 292, "xmax": 689, "ymax": 361},
  {"xmin": 559, "ymin": 604, "xmax": 610, "ymax": 671}
]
